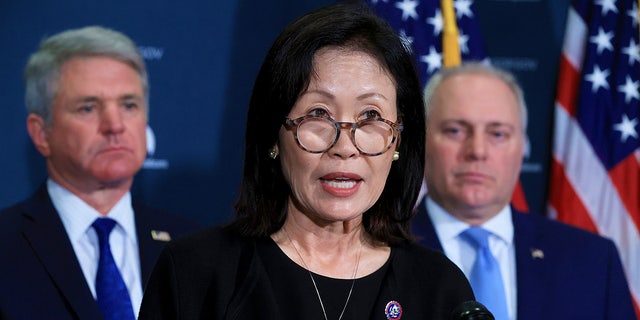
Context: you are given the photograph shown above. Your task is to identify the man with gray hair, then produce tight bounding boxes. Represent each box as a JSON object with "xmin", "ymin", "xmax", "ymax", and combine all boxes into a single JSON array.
[
  {"xmin": 412, "ymin": 62, "xmax": 635, "ymax": 319},
  {"xmin": 0, "ymin": 26, "xmax": 198, "ymax": 319}
]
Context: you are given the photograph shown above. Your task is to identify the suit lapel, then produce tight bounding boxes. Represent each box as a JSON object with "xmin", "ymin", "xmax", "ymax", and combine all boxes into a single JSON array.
[
  {"xmin": 412, "ymin": 198, "xmax": 445, "ymax": 252},
  {"xmin": 511, "ymin": 209, "xmax": 548, "ymax": 320},
  {"xmin": 133, "ymin": 202, "xmax": 170, "ymax": 285},
  {"xmin": 20, "ymin": 187, "xmax": 104, "ymax": 319},
  {"xmin": 414, "ymin": 201, "xmax": 552, "ymax": 320}
]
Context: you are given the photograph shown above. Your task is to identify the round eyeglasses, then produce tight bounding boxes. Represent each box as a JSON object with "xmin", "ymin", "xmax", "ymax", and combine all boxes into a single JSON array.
[{"xmin": 283, "ymin": 115, "xmax": 403, "ymax": 156}]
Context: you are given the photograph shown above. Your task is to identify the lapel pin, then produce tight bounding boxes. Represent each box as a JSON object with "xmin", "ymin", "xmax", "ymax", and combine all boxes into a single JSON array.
[
  {"xmin": 151, "ymin": 230, "xmax": 171, "ymax": 242},
  {"xmin": 531, "ymin": 248, "xmax": 544, "ymax": 259},
  {"xmin": 384, "ymin": 301, "xmax": 402, "ymax": 319}
]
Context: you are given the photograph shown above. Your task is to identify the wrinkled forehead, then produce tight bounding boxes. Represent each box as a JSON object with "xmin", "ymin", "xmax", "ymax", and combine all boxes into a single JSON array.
[{"xmin": 432, "ymin": 73, "xmax": 522, "ymax": 125}]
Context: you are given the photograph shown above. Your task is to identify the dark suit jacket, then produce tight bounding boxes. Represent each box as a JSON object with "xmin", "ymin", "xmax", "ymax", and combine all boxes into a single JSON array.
[
  {"xmin": 412, "ymin": 198, "xmax": 636, "ymax": 320},
  {"xmin": 0, "ymin": 185, "xmax": 201, "ymax": 320},
  {"xmin": 138, "ymin": 226, "xmax": 475, "ymax": 320}
]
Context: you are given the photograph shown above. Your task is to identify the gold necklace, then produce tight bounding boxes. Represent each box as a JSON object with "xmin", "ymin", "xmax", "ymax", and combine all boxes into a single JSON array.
[{"xmin": 284, "ymin": 228, "xmax": 362, "ymax": 320}]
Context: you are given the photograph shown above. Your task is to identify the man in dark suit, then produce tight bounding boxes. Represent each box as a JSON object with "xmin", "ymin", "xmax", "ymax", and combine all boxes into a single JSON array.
[
  {"xmin": 412, "ymin": 62, "xmax": 636, "ymax": 320},
  {"xmin": 0, "ymin": 26, "xmax": 199, "ymax": 320}
]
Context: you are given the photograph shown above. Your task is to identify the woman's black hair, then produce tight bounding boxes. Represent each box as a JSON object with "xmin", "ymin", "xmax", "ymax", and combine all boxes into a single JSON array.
[{"xmin": 231, "ymin": 1, "xmax": 425, "ymax": 245}]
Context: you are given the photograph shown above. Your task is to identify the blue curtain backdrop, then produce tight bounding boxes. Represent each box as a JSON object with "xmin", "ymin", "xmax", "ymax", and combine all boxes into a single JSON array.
[{"xmin": 0, "ymin": 0, "xmax": 570, "ymax": 226}]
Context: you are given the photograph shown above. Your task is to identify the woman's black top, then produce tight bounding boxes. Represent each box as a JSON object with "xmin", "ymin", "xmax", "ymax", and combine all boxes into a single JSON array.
[{"xmin": 257, "ymin": 238, "xmax": 388, "ymax": 320}]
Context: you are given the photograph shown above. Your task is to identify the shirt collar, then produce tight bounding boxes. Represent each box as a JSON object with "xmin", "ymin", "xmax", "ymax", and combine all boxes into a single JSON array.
[
  {"xmin": 47, "ymin": 179, "xmax": 137, "ymax": 241},
  {"xmin": 425, "ymin": 195, "xmax": 514, "ymax": 245}
]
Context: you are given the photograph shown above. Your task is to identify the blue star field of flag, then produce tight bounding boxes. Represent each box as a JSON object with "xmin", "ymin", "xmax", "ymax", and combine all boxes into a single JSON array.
[
  {"xmin": 574, "ymin": 0, "xmax": 639, "ymax": 169},
  {"xmin": 366, "ymin": 0, "xmax": 486, "ymax": 86}
]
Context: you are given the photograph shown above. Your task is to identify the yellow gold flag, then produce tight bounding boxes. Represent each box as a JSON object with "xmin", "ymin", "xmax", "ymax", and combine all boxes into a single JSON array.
[{"xmin": 441, "ymin": 0, "xmax": 461, "ymax": 67}]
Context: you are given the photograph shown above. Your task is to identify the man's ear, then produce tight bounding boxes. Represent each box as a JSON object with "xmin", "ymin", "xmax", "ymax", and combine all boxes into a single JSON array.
[{"xmin": 26, "ymin": 114, "xmax": 51, "ymax": 157}]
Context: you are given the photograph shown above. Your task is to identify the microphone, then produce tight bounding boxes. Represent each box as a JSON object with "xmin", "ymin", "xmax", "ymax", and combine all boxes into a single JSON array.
[{"xmin": 450, "ymin": 300, "xmax": 495, "ymax": 320}]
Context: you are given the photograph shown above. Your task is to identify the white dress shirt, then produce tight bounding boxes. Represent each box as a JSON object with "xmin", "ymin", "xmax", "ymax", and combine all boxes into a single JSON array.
[
  {"xmin": 48, "ymin": 179, "xmax": 143, "ymax": 317},
  {"xmin": 425, "ymin": 196, "xmax": 517, "ymax": 320}
]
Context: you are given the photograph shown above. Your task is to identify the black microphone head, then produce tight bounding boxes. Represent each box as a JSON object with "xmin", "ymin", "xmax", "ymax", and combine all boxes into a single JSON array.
[{"xmin": 450, "ymin": 300, "xmax": 495, "ymax": 320}]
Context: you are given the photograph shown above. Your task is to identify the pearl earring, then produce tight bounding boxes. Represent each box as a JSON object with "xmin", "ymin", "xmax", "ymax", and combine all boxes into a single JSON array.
[
  {"xmin": 392, "ymin": 151, "xmax": 400, "ymax": 161},
  {"xmin": 268, "ymin": 148, "xmax": 279, "ymax": 159}
]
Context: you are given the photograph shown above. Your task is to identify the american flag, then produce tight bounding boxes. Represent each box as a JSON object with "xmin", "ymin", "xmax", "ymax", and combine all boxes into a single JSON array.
[
  {"xmin": 365, "ymin": 0, "xmax": 485, "ymax": 87},
  {"xmin": 549, "ymin": 0, "xmax": 640, "ymax": 314},
  {"xmin": 366, "ymin": 0, "xmax": 530, "ymax": 211}
]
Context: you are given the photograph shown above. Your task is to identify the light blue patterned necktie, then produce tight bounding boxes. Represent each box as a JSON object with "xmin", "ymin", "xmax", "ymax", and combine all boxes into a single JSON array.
[
  {"xmin": 461, "ymin": 227, "xmax": 509, "ymax": 320},
  {"xmin": 93, "ymin": 218, "xmax": 135, "ymax": 320}
]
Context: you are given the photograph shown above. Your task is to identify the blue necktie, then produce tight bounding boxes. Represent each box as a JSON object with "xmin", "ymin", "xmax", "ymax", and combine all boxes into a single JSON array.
[
  {"xmin": 93, "ymin": 218, "xmax": 135, "ymax": 320},
  {"xmin": 461, "ymin": 227, "xmax": 509, "ymax": 320}
]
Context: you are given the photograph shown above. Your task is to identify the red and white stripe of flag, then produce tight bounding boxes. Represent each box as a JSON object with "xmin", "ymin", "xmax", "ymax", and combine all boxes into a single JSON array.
[{"xmin": 549, "ymin": 6, "xmax": 640, "ymax": 316}]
